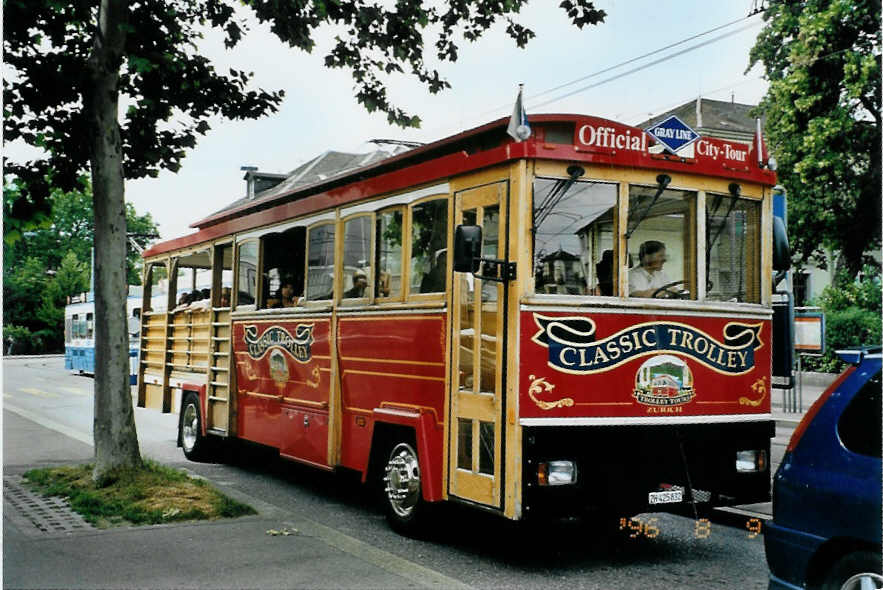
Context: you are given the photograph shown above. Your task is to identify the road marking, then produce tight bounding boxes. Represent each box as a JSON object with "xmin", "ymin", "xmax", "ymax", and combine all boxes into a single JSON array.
[
  {"xmin": 59, "ymin": 386, "xmax": 91, "ymax": 396},
  {"xmin": 19, "ymin": 387, "xmax": 59, "ymax": 398},
  {"xmin": 3, "ymin": 402, "xmax": 93, "ymax": 447},
  {"xmin": 715, "ymin": 506, "xmax": 770, "ymax": 521}
]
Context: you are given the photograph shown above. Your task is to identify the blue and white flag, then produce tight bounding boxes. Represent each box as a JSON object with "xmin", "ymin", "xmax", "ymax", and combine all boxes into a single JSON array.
[{"xmin": 507, "ymin": 84, "xmax": 531, "ymax": 142}]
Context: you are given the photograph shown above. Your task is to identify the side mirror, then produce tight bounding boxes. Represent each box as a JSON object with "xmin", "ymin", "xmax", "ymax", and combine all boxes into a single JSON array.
[
  {"xmin": 772, "ymin": 217, "xmax": 790, "ymax": 272},
  {"xmin": 453, "ymin": 224, "xmax": 482, "ymax": 273}
]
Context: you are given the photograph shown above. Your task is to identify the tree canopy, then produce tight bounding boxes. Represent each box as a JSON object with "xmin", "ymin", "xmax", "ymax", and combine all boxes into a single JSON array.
[
  {"xmin": 4, "ymin": 0, "xmax": 605, "ymax": 480},
  {"xmin": 4, "ymin": 0, "xmax": 605, "ymax": 233},
  {"xmin": 748, "ymin": 0, "xmax": 881, "ymax": 278}
]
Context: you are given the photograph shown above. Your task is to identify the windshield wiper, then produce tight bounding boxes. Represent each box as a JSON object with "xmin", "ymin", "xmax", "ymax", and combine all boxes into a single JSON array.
[
  {"xmin": 625, "ymin": 174, "xmax": 671, "ymax": 239},
  {"xmin": 533, "ymin": 165, "xmax": 585, "ymax": 232}
]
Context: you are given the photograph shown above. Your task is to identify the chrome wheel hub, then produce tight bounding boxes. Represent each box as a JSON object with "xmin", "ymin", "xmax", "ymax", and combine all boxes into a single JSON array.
[
  {"xmin": 383, "ymin": 443, "xmax": 421, "ymax": 518},
  {"xmin": 182, "ymin": 402, "xmax": 198, "ymax": 451}
]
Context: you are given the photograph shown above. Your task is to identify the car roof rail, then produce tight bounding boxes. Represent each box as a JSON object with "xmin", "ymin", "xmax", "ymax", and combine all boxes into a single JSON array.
[{"xmin": 835, "ymin": 346, "xmax": 883, "ymax": 365}]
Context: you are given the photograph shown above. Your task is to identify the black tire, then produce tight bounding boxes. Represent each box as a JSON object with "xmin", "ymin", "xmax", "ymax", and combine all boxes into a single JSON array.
[
  {"xmin": 180, "ymin": 393, "xmax": 214, "ymax": 462},
  {"xmin": 381, "ymin": 440, "xmax": 430, "ymax": 536},
  {"xmin": 817, "ymin": 551, "xmax": 882, "ymax": 590}
]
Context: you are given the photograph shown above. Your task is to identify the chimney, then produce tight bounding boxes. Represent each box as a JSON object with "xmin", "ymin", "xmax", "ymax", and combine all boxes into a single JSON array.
[{"xmin": 241, "ymin": 165, "xmax": 258, "ymax": 200}]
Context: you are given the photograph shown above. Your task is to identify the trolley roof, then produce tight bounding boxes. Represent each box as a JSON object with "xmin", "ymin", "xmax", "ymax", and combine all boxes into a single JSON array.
[{"xmin": 143, "ymin": 113, "xmax": 775, "ymax": 259}]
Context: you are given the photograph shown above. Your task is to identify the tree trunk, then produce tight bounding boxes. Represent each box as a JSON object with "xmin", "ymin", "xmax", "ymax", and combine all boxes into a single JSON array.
[{"xmin": 87, "ymin": 0, "xmax": 141, "ymax": 481}]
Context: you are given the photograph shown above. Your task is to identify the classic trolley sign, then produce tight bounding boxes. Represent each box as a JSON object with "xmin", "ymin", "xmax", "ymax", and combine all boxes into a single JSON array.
[{"xmin": 138, "ymin": 112, "xmax": 781, "ymax": 534}]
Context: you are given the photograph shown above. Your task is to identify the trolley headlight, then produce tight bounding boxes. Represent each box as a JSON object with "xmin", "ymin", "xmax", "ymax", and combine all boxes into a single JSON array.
[
  {"xmin": 537, "ymin": 461, "xmax": 577, "ymax": 486},
  {"xmin": 736, "ymin": 450, "xmax": 767, "ymax": 473}
]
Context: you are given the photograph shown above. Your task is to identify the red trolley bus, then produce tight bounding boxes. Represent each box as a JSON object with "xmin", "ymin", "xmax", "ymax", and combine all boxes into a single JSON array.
[{"xmin": 138, "ymin": 112, "xmax": 783, "ymax": 534}]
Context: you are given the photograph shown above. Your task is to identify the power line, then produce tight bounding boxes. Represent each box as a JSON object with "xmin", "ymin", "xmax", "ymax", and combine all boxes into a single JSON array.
[
  {"xmin": 529, "ymin": 20, "xmax": 763, "ymax": 110},
  {"xmin": 482, "ymin": 12, "xmax": 762, "ymax": 117}
]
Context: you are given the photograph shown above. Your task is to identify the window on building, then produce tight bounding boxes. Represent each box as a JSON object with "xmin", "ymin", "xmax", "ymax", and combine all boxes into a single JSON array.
[
  {"xmin": 533, "ymin": 178, "xmax": 617, "ymax": 295},
  {"xmin": 306, "ymin": 222, "xmax": 336, "ymax": 301},
  {"xmin": 260, "ymin": 227, "xmax": 306, "ymax": 308},
  {"xmin": 237, "ymin": 241, "xmax": 258, "ymax": 307},
  {"xmin": 706, "ymin": 194, "xmax": 761, "ymax": 303},
  {"xmin": 793, "ymin": 271, "xmax": 811, "ymax": 307},
  {"xmin": 86, "ymin": 313, "xmax": 94, "ymax": 339},
  {"xmin": 627, "ymin": 186, "xmax": 696, "ymax": 299},
  {"xmin": 342, "ymin": 215, "xmax": 372, "ymax": 301},
  {"xmin": 410, "ymin": 198, "xmax": 448, "ymax": 295},
  {"xmin": 375, "ymin": 207, "xmax": 403, "ymax": 299}
]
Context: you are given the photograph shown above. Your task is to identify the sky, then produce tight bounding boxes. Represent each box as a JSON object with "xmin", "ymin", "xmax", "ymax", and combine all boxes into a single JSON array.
[{"xmin": 122, "ymin": 0, "xmax": 771, "ymax": 242}]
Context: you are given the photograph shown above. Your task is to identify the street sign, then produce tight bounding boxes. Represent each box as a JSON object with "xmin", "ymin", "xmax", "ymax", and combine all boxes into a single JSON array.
[
  {"xmin": 645, "ymin": 115, "xmax": 700, "ymax": 154},
  {"xmin": 794, "ymin": 308, "xmax": 825, "ymax": 356}
]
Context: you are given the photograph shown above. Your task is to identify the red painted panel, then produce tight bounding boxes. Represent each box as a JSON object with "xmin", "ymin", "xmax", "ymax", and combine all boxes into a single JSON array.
[
  {"xmin": 232, "ymin": 317, "xmax": 332, "ymax": 454},
  {"xmin": 519, "ymin": 310, "xmax": 772, "ymax": 419},
  {"xmin": 336, "ymin": 314, "xmax": 446, "ymax": 492},
  {"xmin": 279, "ymin": 406, "xmax": 329, "ymax": 467}
]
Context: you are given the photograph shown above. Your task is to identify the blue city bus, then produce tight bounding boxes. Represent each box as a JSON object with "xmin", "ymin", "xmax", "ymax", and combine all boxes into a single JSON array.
[{"xmin": 64, "ymin": 288, "xmax": 143, "ymax": 384}]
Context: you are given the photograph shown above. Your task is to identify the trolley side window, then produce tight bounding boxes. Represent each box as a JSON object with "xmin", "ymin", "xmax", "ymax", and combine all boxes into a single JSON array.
[
  {"xmin": 172, "ymin": 250, "xmax": 212, "ymax": 311},
  {"xmin": 341, "ymin": 215, "xmax": 372, "ymax": 302},
  {"xmin": 214, "ymin": 244, "xmax": 234, "ymax": 308},
  {"xmin": 306, "ymin": 222, "xmax": 336, "ymax": 301},
  {"xmin": 409, "ymin": 198, "xmax": 448, "ymax": 295},
  {"xmin": 261, "ymin": 227, "xmax": 306, "ymax": 308},
  {"xmin": 533, "ymin": 178, "xmax": 618, "ymax": 296},
  {"xmin": 236, "ymin": 241, "xmax": 258, "ymax": 307},
  {"xmin": 375, "ymin": 207, "xmax": 404, "ymax": 300},
  {"xmin": 143, "ymin": 262, "xmax": 168, "ymax": 313},
  {"xmin": 705, "ymin": 194, "xmax": 761, "ymax": 303},
  {"xmin": 626, "ymin": 186, "xmax": 696, "ymax": 299}
]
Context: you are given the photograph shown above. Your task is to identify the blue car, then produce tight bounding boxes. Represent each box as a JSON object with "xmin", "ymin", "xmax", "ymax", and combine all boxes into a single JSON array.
[{"xmin": 765, "ymin": 347, "xmax": 882, "ymax": 590}]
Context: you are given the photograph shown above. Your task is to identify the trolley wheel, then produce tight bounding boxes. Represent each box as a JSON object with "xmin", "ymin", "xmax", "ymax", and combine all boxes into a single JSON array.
[
  {"xmin": 817, "ymin": 551, "xmax": 882, "ymax": 590},
  {"xmin": 382, "ymin": 440, "xmax": 430, "ymax": 536},
  {"xmin": 180, "ymin": 393, "xmax": 214, "ymax": 462}
]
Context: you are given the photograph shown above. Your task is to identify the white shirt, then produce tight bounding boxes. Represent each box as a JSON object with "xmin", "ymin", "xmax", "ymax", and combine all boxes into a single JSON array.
[{"xmin": 629, "ymin": 266, "xmax": 671, "ymax": 297}]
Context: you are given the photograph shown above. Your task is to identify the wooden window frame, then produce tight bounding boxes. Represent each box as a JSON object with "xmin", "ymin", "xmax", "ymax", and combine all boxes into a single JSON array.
[
  {"xmin": 405, "ymin": 194, "xmax": 450, "ymax": 302},
  {"xmin": 339, "ymin": 212, "xmax": 374, "ymax": 306}
]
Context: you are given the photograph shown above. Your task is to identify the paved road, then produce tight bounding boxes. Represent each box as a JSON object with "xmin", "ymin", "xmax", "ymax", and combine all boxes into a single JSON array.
[{"xmin": 4, "ymin": 356, "xmax": 787, "ymax": 589}]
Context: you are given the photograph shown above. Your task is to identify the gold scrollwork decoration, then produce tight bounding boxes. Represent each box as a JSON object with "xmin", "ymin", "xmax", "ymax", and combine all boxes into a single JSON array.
[
  {"xmin": 739, "ymin": 377, "xmax": 767, "ymax": 407},
  {"xmin": 306, "ymin": 366, "xmax": 321, "ymax": 389},
  {"xmin": 528, "ymin": 374, "xmax": 574, "ymax": 410}
]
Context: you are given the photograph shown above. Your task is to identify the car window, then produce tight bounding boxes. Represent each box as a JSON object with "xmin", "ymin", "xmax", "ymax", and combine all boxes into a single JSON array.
[{"xmin": 838, "ymin": 370, "xmax": 882, "ymax": 458}]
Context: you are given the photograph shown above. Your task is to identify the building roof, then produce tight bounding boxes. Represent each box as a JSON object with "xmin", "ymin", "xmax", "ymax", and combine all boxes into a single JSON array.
[{"xmin": 637, "ymin": 98, "xmax": 763, "ymax": 144}]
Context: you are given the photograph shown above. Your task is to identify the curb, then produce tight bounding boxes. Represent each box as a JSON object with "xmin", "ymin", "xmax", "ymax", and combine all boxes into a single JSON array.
[{"xmin": 3, "ymin": 354, "xmax": 66, "ymax": 360}]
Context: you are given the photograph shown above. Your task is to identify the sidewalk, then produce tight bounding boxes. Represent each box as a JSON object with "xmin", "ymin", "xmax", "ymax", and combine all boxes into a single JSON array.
[{"xmin": 3, "ymin": 410, "xmax": 467, "ymax": 590}]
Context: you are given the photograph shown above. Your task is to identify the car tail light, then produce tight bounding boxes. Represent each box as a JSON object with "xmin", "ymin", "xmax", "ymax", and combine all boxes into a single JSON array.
[{"xmin": 786, "ymin": 366, "xmax": 856, "ymax": 452}]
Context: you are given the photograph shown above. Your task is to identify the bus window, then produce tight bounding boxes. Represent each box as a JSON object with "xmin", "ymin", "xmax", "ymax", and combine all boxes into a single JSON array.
[
  {"xmin": 410, "ymin": 198, "xmax": 448, "ymax": 295},
  {"xmin": 375, "ymin": 207, "xmax": 403, "ymax": 299},
  {"xmin": 533, "ymin": 178, "xmax": 617, "ymax": 295},
  {"xmin": 306, "ymin": 222, "xmax": 335, "ymax": 301},
  {"xmin": 626, "ymin": 186, "xmax": 695, "ymax": 299},
  {"xmin": 237, "ymin": 241, "xmax": 258, "ymax": 307},
  {"xmin": 260, "ymin": 227, "xmax": 305, "ymax": 308},
  {"xmin": 706, "ymin": 194, "xmax": 761, "ymax": 303},
  {"xmin": 86, "ymin": 313, "xmax": 94, "ymax": 339},
  {"xmin": 342, "ymin": 215, "xmax": 371, "ymax": 302}
]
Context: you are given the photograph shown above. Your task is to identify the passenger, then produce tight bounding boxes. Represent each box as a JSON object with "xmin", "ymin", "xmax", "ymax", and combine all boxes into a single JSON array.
[
  {"xmin": 280, "ymin": 282, "xmax": 298, "ymax": 307},
  {"xmin": 219, "ymin": 287, "xmax": 231, "ymax": 307},
  {"xmin": 419, "ymin": 249, "xmax": 447, "ymax": 293},
  {"xmin": 343, "ymin": 269, "xmax": 368, "ymax": 298},
  {"xmin": 628, "ymin": 240, "xmax": 673, "ymax": 298}
]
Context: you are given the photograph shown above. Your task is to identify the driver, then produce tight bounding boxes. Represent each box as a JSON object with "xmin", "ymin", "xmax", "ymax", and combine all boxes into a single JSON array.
[{"xmin": 629, "ymin": 240, "xmax": 675, "ymax": 298}]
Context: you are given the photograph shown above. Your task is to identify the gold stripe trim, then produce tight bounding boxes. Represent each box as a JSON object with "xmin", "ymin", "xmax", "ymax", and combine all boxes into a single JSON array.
[
  {"xmin": 342, "ymin": 369, "xmax": 444, "ymax": 382},
  {"xmin": 340, "ymin": 356, "xmax": 444, "ymax": 367},
  {"xmin": 282, "ymin": 397, "xmax": 328, "ymax": 409},
  {"xmin": 338, "ymin": 315, "xmax": 442, "ymax": 322},
  {"xmin": 574, "ymin": 402, "xmax": 633, "ymax": 406},
  {"xmin": 243, "ymin": 391, "xmax": 282, "ymax": 400}
]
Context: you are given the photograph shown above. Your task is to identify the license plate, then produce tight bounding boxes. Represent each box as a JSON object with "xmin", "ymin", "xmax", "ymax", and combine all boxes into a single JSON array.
[{"xmin": 648, "ymin": 490, "xmax": 683, "ymax": 505}]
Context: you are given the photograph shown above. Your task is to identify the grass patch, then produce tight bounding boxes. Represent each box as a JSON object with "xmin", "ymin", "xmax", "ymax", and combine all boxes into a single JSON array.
[{"xmin": 23, "ymin": 459, "xmax": 255, "ymax": 528}]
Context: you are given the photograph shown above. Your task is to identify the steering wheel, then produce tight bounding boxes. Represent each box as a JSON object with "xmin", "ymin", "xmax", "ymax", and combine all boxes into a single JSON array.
[{"xmin": 652, "ymin": 280, "xmax": 689, "ymax": 299}]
